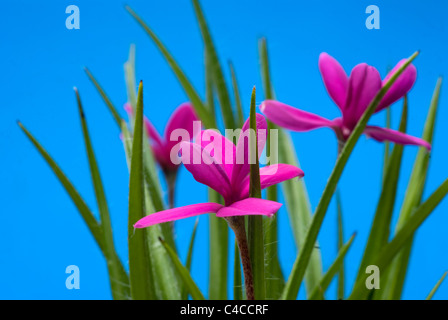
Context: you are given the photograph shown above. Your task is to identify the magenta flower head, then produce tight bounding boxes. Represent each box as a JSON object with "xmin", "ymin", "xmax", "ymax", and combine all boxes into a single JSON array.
[
  {"xmin": 260, "ymin": 53, "xmax": 431, "ymax": 150},
  {"xmin": 125, "ymin": 102, "xmax": 199, "ymax": 174},
  {"xmin": 134, "ymin": 113, "xmax": 304, "ymax": 228}
]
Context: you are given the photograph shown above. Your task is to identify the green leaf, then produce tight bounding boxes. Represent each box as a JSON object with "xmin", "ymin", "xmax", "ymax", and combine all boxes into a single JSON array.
[
  {"xmin": 191, "ymin": 0, "xmax": 236, "ymax": 129},
  {"xmin": 125, "ymin": 6, "xmax": 216, "ymax": 129},
  {"xmin": 349, "ymin": 176, "xmax": 448, "ymax": 299},
  {"xmin": 75, "ymin": 88, "xmax": 130, "ymax": 300},
  {"xmin": 426, "ymin": 271, "xmax": 447, "ymax": 300},
  {"xmin": 205, "ymin": 50, "xmax": 216, "ymax": 117},
  {"xmin": 281, "ymin": 51, "xmax": 420, "ymax": 300},
  {"xmin": 125, "ymin": 83, "xmax": 181, "ymax": 300},
  {"xmin": 309, "ymin": 233, "xmax": 356, "ymax": 300},
  {"xmin": 18, "ymin": 123, "xmax": 105, "ymax": 257},
  {"xmin": 208, "ymin": 189, "xmax": 228, "ymax": 300},
  {"xmin": 336, "ymin": 192, "xmax": 345, "ymax": 300},
  {"xmin": 122, "ymin": 46, "xmax": 175, "ymax": 251},
  {"xmin": 259, "ymin": 38, "xmax": 274, "ymax": 101},
  {"xmin": 384, "ymin": 78, "xmax": 442, "ymax": 300},
  {"xmin": 278, "ymin": 129, "xmax": 323, "ymax": 296},
  {"xmin": 234, "ymin": 241, "xmax": 243, "ymax": 300},
  {"xmin": 229, "ymin": 61, "xmax": 244, "ymax": 128},
  {"xmin": 247, "ymin": 87, "xmax": 265, "ymax": 300},
  {"xmin": 182, "ymin": 219, "xmax": 199, "ymax": 299},
  {"xmin": 159, "ymin": 238, "xmax": 206, "ymax": 300},
  {"xmin": 355, "ymin": 97, "xmax": 408, "ymax": 292},
  {"xmin": 84, "ymin": 68, "xmax": 122, "ymax": 128},
  {"xmin": 261, "ymin": 37, "xmax": 322, "ymax": 297},
  {"xmin": 127, "ymin": 81, "xmax": 154, "ymax": 300},
  {"xmin": 124, "ymin": 45, "xmax": 138, "ymax": 113},
  {"xmin": 258, "ymin": 37, "xmax": 284, "ymax": 299}
]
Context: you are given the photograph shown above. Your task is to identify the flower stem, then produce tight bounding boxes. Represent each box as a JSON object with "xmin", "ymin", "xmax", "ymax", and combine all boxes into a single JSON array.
[
  {"xmin": 337, "ymin": 139, "xmax": 345, "ymax": 157},
  {"xmin": 226, "ymin": 216, "xmax": 254, "ymax": 300},
  {"xmin": 165, "ymin": 169, "xmax": 178, "ymax": 209}
]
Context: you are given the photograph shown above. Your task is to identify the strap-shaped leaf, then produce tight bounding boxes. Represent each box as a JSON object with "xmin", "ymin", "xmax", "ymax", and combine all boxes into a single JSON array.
[
  {"xmin": 191, "ymin": 0, "xmax": 236, "ymax": 129},
  {"xmin": 18, "ymin": 123, "xmax": 105, "ymax": 253},
  {"xmin": 208, "ymin": 203, "xmax": 229, "ymax": 299},
  {"xmin": 123, "ymin": 47, "xmax": 175, "ymax": 250},
  {"xmin": 309, "ymin": 233, "xmax": 356, "ymax": 300},
  {"xmin": 84, "ymin": 68, "xmax": 122, "ymax": 127},
  {"xmin": 182, "ymin": 219, "xmax": 199, "ymax": 299},
  {"xmin": 125, "ymin": 6, "xmax": 215, "ymax": 129},
  {"xmin": 204, "ymin": 40, "xmax": 228, "ymax": 299},
  {"xmin": 248, "ymin": 87, "xmax": 266, "ymax": 300},
  {"xmin": 426, "ymin": 271, "xmax": 447, "ymax": 300},
  {"xmin": 261, "ymin": 37, "xmax": 322, "ymax": 296},
  {"xmin": 281, "ymin": 51, "xmax": 420, "ymax": 300},
  {"xmin": 127, "ymin": 81, "xmax": 154, "ymax": 300},
  {"xmin": 336, "ymin": 192, "xmax": 345, "ymax": 300},
  {"xmin": 383, "ymin": 78, "xmax": 442, "ymax": 299},
  {"xmin": 349, "ymin": 177, "xmax": 448, "ymax": 299},
  {"xmin": 75, "ymin": 88, "xmax": 130, "ymax": 300},
  {"xmin": 355, "ymin": 97, "xmax": 408, "ymax": 291},
  {"xmin": 258, "ymin": 38, "xmax": 285, "ymax": 299},
  {"xmin": 234, "ymin": 241, "xmax": 243, "ymax": 300},
  {"xmin": 229, "ymin": 61, "xmax": 244, "ymax": 128},
  {"xmin": 123, "ymin": 86, "xmax": 181, "ymax": 300},
  {"xmin": 160, "ymin": 238, "xmax": 206, "ymax": 300}
]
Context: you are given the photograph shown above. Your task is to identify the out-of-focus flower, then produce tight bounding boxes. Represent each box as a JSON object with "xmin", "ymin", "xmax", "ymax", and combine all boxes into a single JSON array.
[
  {"xmin": 125, "ymin": 102, "xmax": 199, "ymax": 173},
  {"xmin": 261, "ymin": 53, "xmax": 431, "ymax": 150}
]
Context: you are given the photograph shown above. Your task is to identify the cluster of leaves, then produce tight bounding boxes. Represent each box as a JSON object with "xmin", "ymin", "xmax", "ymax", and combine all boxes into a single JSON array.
[{"xmin": 20, "ymin": 0, "xmax": 446, "ymax": 300}]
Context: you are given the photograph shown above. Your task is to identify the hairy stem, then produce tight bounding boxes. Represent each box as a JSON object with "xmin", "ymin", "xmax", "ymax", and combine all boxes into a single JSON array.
[{"xmin": 226, "ymin": 216, "xmax": 254, "ymax": 300}]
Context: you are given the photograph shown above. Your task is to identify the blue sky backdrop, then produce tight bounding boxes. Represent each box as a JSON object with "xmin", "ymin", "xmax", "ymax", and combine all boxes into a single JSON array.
[{"xmin": 1, "ymin": 0, "xmax": 447, "ymax": 299}]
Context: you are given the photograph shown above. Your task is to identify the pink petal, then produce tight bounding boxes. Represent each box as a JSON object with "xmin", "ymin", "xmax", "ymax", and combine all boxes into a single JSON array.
[
  {"xmin": 164, "ymin": 103, "xmax": 199, "ymax": 152},
  {"xmin": 376, "ymin": 60, "xmax": 417, "ymax": 112},
  {"xmin": 216, "ymin": 198, "xmax": 282, "ymax": 218},
  {"xmin": 260, "ymin": 100, "xmax": 336, "ymax": 132},
  {"xmin": 238, "ymin": 164, "xmax": 305, "ymax": 199},
  {"xmin": 343, "ymin": 63, "xmax": 382, "ymax": 130},
  {"xmin": 180, "ymin": 141, "xmax": 233, "ymax": 200},
  {"xmin": 319, "ymin": 53, "xmax": 348, "ymax": 111},
  {"xmin": 134, "ymin": 203, "xmax": 223, "ymax": 228},
  {"xmin": 364, "ymin": 125, "xmax": 431, "ymax": 150},
  {"xmin": 124, "ymin": 102, "xmax": 133, "ymax": 115},
  {"xmin": 198, "ymin": 129, "xmax": 236, "ymax": 180},
  {"xmin": 231, "ymin": 114, "xmax": 267, "ymax": 188},
  {"xmin": 125, "ymin": 103, "xmax": 172, "ymax": 169},
  {"xmin": 144, "ymin": 118, "xmax": 164, "ymax": 148}
]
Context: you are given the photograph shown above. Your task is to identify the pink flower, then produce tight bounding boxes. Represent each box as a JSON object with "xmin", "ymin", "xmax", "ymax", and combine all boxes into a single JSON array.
[
  {"xmin": 260, "ymin": 53, "xmax": 431, "ymax": 150},
  {"xmin": 125, "ymin": 102, "xmax": 199, "ymax": 173},
  {"xmin": 134, "ymin": 114, "xmax": 304, "ymax": 228}
]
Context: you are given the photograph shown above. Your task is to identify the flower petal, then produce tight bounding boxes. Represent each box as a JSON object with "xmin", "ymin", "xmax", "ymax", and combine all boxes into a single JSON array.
[
  {"xmin": 343, "ymin": 63, "xmax": 382, "ymax": 129},
  {"xmin": 164, "ymin": 103, "xmax": 199, "ymax": 151},
  {"xmin": 198, "ymin": 129, "xmax": 236, "ymax": 180},
  {"xmin": 319, "ymin": 53, "xmax": 348, "ymax": 111},
  {"xmin": 134, "ymin": 203, "xmax": 223, "ymax": 228},
  {"xmin": 260, "ymin": 100, "xmax": 336, "ymax": 132},
  {"xmin": 364, "ymin": 125, "xmax": 431, "ymax": 150},
  {"xmin": 376, "ymin": 59, "xmax": 417, "ymax": 112},
  {"xmin": 180, "ymin": 141, "xmax": 233, "ymax": 200},
  {"xmin": 231, "ymin": 114, "xmax": 268, "ymax": 187},
  {"xmin": 125, "ymin": 103, "xmax": 171, "ymax": 169},
  {"xmin": 144, "ymin": 118, "xmax": 164, "ymax": 148},
  {"xmin": 216, "ymin": 198, "xmax": 282, "ymax": 218},
  {"xmin": 238, "ymin": 164, "xmax": 304, "ymax": 199}
]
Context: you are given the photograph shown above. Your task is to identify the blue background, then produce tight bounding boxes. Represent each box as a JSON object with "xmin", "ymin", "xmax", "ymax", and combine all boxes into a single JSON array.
[{"xmin": 1, "ymin": 0, "xmax": 447, "ymax": 299}]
